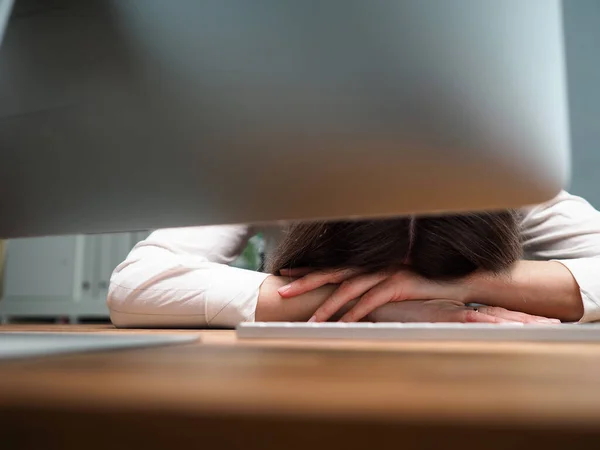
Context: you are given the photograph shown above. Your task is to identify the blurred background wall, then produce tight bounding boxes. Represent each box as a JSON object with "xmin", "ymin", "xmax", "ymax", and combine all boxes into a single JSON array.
[{"xmin": 563, "ymin": 0, "xmax": 600, "ymax": 206}]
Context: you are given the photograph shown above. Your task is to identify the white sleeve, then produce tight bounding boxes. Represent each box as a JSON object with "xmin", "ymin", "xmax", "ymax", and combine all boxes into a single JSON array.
[
  {"xmin": 107, "ymin": 225, "xmax": 269, "ymax": 328},
  {"xmin": 520, "ymin": 190, "xmax": 600, "ymax": 323}
]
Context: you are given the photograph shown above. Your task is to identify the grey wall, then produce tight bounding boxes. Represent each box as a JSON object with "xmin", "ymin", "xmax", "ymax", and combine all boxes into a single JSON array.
[{"xmin": 564, "ymin": 0, "xmax": 600, "ymax": 206}]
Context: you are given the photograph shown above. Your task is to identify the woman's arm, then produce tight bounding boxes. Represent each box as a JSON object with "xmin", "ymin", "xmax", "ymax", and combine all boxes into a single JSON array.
[
  {"xmin": 108, "ymin": 225, "xmax": 268, "ymax": 328},
  {"xmin": 517, "ymin": 190, "xmax": 600, "ymax": 322},
  {"xmin": 256, "ymin": 276, "xmax": 338, "ymax": 322},
  {"xmin": 441, "ymin": 187, "xmax": 600, "ymax": 321},
  {"xmin": 258, "ymin": 274, "xmax": 557, "ymax": 324},
  {"xmin": 463, "ymin": 260, "xmax": 583, "ymax": 322}
]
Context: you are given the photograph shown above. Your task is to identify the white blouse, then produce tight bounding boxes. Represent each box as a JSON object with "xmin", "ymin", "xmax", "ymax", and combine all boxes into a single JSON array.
[{"xmin": 108, "ymin": 191, "xmax": 600, "ymax": 328}]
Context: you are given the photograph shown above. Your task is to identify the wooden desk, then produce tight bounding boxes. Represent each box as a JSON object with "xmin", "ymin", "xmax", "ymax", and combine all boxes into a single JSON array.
[{"xmin": 2, "ymin": 324, "xmax": 600, "ymax": 449}]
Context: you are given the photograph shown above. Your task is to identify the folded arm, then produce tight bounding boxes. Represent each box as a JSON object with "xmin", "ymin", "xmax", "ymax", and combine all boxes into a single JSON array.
[
  {"xmin": 463, "ymin": 190, "xmax": 600, "ymax": 322},
  {"xmin": 108, "ymin": 225, "xmax": 269, "ymax": 328}
]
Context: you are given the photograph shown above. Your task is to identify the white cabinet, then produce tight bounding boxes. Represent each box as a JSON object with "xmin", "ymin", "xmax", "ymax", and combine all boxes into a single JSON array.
[{"xmin": 0, "ymin": 232, "xmax": 148, "ymax": 323}]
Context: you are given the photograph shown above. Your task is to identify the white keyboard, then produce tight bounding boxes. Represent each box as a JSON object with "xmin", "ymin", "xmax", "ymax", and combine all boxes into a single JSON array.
[{"xmin": 236, "ymin": 322, "xmax": 600, "ymax": 342}]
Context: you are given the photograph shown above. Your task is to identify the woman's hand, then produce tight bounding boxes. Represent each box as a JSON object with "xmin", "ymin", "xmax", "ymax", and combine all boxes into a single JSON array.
[
  {"xmin": 278, "ymin": 267, "xmax": 560, "ymax": 324},
  {"xmin": 278, "ymin": 267, "xmax": 468, "ymax": 322},
  {"xmin": 369, "ymin": 299, "xmax": 558, "ymax": 324}
]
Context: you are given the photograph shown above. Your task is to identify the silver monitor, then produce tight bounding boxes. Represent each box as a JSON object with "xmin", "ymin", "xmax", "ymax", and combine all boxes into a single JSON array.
[{"xmin": 0, "ymin": 0, "xmax": 569, "ymax": 238}]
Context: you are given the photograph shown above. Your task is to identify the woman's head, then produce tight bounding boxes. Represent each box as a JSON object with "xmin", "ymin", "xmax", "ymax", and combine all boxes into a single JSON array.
[{"xmin": 267, "ymin": 211, "xmax": 522, "ymax": 279}]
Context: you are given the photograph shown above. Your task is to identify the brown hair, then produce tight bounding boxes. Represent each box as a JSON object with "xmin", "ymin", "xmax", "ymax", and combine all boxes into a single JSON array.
[{"xmin": 267, "ymin": 211, "xmax": 522, "ymax": 279}]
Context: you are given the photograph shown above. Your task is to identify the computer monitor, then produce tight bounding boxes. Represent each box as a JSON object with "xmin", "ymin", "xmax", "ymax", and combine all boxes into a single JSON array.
[{"xmin": 0, "ymin": 0, "xmax": 569, "ymax": 238}]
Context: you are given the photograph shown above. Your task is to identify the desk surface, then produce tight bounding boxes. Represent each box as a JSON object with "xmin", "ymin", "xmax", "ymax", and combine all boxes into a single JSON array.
[{"xmin": 2, "ymin": 324, "xmax": 600, "ymax": 449}]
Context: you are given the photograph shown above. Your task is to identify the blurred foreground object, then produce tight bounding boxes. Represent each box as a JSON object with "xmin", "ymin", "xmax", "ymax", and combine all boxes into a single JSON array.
[{"xmin": 0, "ymin": 0, "xmax": 569, "ymax": 238}]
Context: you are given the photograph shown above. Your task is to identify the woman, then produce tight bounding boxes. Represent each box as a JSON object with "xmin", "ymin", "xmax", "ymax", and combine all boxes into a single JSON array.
[{"xmin": 107, "ymin": 190, "xmax": 600, "ymax": 328}]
